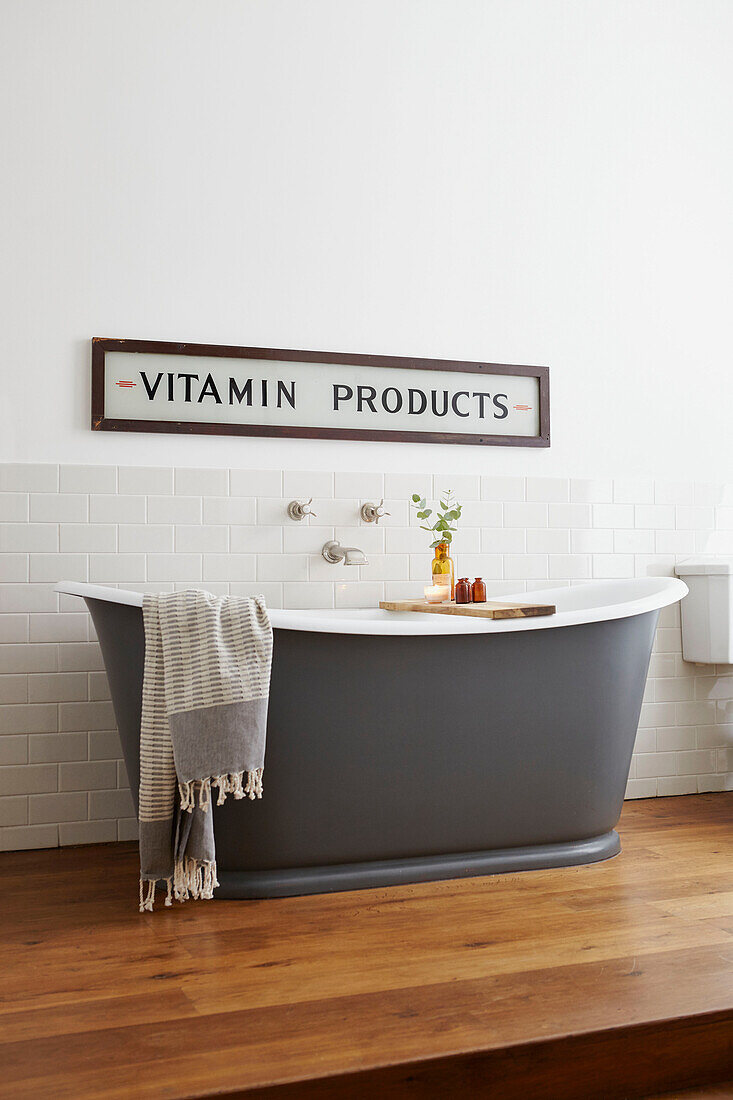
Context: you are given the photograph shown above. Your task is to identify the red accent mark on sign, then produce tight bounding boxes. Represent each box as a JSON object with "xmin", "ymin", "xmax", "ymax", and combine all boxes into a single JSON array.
[
  {"xmin": 513, "ymin": 404, "xmax": 531, "ymax": 411},
  {"xmin": 116, "ymin": 380, "xmax": 136, "ymax": 387}
]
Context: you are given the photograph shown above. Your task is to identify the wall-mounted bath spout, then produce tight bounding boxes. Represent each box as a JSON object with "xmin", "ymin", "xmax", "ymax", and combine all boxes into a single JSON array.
[{"xmin": 322, "ymin": 540, "xmax": 369, "ymax": 566}]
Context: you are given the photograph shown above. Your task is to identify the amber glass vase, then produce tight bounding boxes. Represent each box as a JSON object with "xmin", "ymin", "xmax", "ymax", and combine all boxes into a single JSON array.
[{"xmin": 431, "ymin": 541, "xmax": 455, "ymax": 600}]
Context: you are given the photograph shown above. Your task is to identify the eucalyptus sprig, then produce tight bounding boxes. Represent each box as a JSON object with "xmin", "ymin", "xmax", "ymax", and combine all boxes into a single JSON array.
[{"xmin": 411, "ymin": 489, "xmax": 463, "ymax": 548}]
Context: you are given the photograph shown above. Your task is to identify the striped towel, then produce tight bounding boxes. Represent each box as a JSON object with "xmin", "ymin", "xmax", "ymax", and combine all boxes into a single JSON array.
[{"xmin": 138, "ymin": 590, "xmax": 273, "ymax": 911}]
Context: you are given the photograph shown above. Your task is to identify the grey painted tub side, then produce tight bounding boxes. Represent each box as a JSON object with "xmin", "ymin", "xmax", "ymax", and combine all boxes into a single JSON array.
[{"xmin": 86, "ymin": 597, "xmax": 658, "ymax": 897}]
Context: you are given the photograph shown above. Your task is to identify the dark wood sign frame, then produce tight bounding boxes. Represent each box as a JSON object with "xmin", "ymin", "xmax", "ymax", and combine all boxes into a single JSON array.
[{"xmin": 91, "ymin": 337, "xmax": 550, "ymax": 448}]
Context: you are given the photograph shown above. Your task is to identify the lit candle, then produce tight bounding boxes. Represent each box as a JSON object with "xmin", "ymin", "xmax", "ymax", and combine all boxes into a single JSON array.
[{"xmin": 424, "ymin": 584, "xmax": 449, "ymax": 604}]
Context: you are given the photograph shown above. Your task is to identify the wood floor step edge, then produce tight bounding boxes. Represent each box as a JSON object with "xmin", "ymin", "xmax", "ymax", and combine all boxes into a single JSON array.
[
  {"xmin": 648, "ymin": 1085, "xmax": 733, "ymax": 1099},
  {"xmin": 223, "ymin": 1008, "xmax": 733, "ymax": 1100}
]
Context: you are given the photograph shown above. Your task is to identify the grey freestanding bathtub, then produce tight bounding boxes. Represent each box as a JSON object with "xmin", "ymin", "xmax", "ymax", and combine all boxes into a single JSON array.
[{"xmin": 57, "ymin": 578, "xmax": 686, "ymax": 898}]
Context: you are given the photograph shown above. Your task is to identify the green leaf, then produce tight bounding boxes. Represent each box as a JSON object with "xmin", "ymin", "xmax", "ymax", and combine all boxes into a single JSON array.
[{"xmin": 411, "ymin": 489, "xmax": 462, "ymax": 548}]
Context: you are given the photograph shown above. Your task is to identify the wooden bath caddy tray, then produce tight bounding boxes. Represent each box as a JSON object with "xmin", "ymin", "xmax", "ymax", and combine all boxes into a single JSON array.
[{"xmin": 379, "ymin": 598, "xmax": 556, "ymax": 620}]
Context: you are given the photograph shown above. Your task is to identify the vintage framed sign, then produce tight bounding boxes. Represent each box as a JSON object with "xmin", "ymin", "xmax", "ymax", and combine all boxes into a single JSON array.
[{"xmin": 91, "ymin": 338, "xmax": 550, "ymax": 448}]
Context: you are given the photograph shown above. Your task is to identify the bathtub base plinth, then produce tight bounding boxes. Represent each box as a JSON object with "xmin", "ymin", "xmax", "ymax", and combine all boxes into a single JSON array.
[{"xmin": 215, "ymin": 830, "xmax": 620, "ymax": 898}]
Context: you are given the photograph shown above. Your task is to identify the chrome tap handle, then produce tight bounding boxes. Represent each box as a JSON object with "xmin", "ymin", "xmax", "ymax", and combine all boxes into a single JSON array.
[
  {"xmin": 361, "ymin": 498, "xmax": 391, "ymax": 524},
  {"xmin": 375, "ymin": 499, "xmax": 391, "ymax": 523},
  {"xmin": 287, "ymin": 498, "xmax": 317, "ymax": 521}
]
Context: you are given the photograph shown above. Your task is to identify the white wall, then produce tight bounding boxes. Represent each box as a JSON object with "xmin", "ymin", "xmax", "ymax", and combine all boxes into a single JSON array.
[{"xmin": 2, "ymin": 0, "xmax": 732, "ymax": 479}]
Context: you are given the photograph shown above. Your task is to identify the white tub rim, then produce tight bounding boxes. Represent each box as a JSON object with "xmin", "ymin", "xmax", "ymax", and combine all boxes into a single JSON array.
[{"xmin": 56, "ymin": 577, "xmax": 687, "ymax": 636}]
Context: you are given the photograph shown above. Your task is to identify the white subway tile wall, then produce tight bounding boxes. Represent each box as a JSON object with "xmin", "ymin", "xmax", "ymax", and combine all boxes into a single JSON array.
[{"xmin": 0, "ymin": 464, "xmax": 732, "ymax": 851}]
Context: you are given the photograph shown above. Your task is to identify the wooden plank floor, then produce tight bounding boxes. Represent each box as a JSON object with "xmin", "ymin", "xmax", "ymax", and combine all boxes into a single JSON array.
[{"xmin": 0, "ymin": 794, "xmax": 731, "ymax": 1099}]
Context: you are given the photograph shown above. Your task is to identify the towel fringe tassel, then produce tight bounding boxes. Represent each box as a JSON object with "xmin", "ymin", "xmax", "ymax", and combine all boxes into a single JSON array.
[
  {"xmin": 244, "ymin": 768, "xmax": 264, "ymax": 800},
  {"xmin": 214, "ymin": 774, "xmax": 228, "ymax": 805},
  {"xmin": 179, "ymin": 769, "xmax": 263, "ymax": 814},
  {"xmin": 140, "ymin": 865, "xmax": 217, "ymax": 911},
  {"xmin": 172, "ymin": 857, "xmax": 219, "ymax": 903},
  {"xmin": 178, "ymin": 779, "xmax": 194, "ymax": 813},
  {"xmin": 198, "ymin": 777, "xmax": 211, "ymax": 812},
  {"xmin": 139, "ymin": 878, "xmax": 157, "ymax": 913}
]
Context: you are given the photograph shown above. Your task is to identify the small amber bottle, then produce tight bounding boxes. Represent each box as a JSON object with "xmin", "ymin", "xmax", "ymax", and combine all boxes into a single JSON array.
[
  {"xmin": 455, "ymin": 577, "xmax": 472, "ymax": 604},
  {"xmin": 472, "ymin": 577, "xmax": 487, "ymax": 603},
  {"xmin": 431, "ymin": 541, "xmax": 455, "ymax": 600}
]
